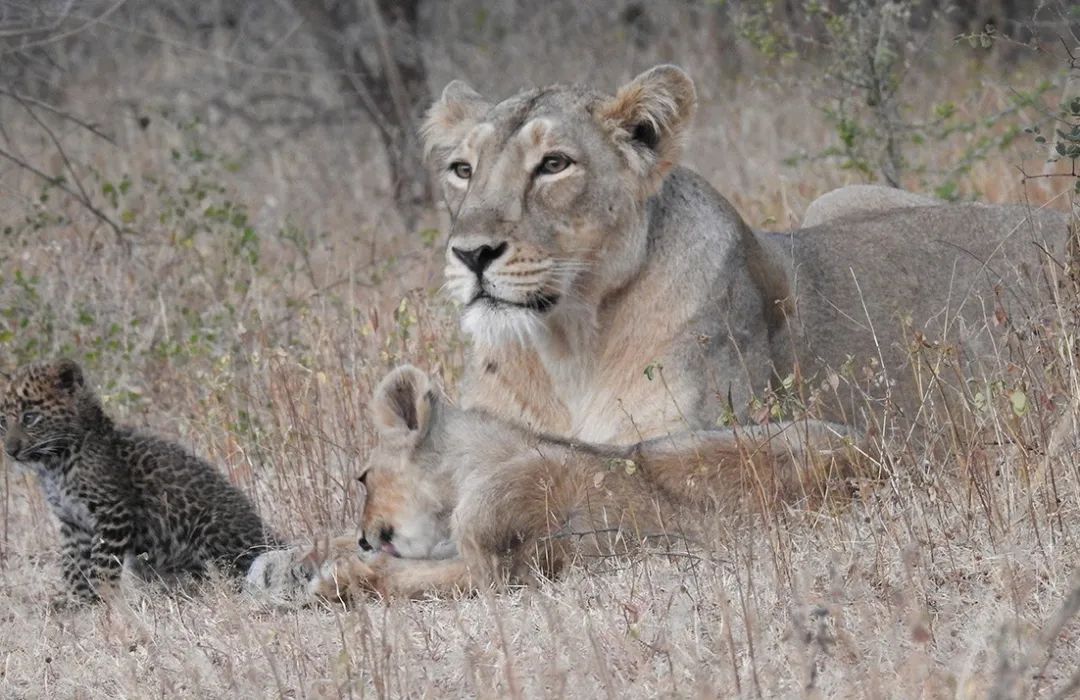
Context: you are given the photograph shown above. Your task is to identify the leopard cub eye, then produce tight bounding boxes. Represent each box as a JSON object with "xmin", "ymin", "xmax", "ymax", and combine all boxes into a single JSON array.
[
  {"xmin": 0, "ymin": 415, "xmax": 7, "ymax": 431},
  {"xmin": 21, "ymin": 411, "xmax": 41, "ymax": 427}
]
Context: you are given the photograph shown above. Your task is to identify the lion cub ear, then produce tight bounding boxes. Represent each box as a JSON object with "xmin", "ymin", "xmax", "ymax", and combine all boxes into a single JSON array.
[
  {"xmin": 421, "ymin": 80, "xmax": 491, "ymax": 166},
  {"xmin": 371, "ymin": 365, "xmax": 438, "ymax": 447},
  {"xmin": 596, "ymin": 65, "xmax": 697, "ymax": 195}
]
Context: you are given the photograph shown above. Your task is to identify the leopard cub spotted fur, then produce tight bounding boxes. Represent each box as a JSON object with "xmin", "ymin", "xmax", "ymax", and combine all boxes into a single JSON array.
[{"xmin": 0, "ymin": 359, "xmax": 278, "ymax": 604}]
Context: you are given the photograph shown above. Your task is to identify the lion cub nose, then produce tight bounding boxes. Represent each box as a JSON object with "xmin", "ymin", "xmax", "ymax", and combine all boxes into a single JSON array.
[{"xmin": 452, "ymin": 242, "xmax": 508, "ymax": 275}]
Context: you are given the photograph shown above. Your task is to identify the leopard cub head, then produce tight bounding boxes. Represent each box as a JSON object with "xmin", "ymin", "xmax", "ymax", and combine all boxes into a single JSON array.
[{"xmin": 0, "ymin": 358, "xmax": 101, "ymax": 464}]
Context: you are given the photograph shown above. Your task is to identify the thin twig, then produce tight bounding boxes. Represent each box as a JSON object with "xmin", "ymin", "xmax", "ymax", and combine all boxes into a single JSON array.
[
  {"xmin": 0, "ymin": 144, "xmax": 125, "ymax": 241},
  {"xmin": 0, "ymin": 87, "xmax": 115, "ymax": 144},
  {"xmin": 13, "ymin": 91, "xmax": 97, "ymax": 219},
  {"xmin": 0, "ymin": 0, "xmax": 128, "ymax": 55},
  {"xmin": 0, "ymin": 0, "xmax": 75, "ymax": 39}
]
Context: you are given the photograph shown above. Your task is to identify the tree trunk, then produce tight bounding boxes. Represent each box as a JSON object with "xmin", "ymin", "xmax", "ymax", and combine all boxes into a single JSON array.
[{"xmin": 292, "ymin": 0, "xmax": 433, "ymax": 226}]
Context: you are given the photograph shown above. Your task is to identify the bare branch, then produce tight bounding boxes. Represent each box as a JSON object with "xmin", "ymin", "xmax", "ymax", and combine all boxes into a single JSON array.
[
  {"xmin": 363, "ymin": 0, "xmax": 413, "ymax": 137},
  {"xmin": 11, "ymin": 91, "xmax": 98, "ymax": 223},
  {"xmin": 0, "ymin": 87, "xmax": 115, "ymax": 144},
  {"xmin": 288, "ymin": 0, "xmax": 394, "ymax": 140},
  {"xmin": 0, "ymin": 0, "xmax": 75, "ymax": 39},
  {"xmin": 0, "ymin": 0, "xmax": 128, "ymax": 55},
  {"xmin": 0, "ymin": 144, "xmax": 125, "ymax": 241}
]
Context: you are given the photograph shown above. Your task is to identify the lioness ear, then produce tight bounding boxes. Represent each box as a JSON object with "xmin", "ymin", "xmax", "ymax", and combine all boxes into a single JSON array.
[
  {"xmin": 596, "ymin": 65, "xmax": 697, "ymax": 195},
  {"xmin": 372, "ymin": 365, "xmax": 438, "ymax": 446},
  {"xmin": 50, "ymin": 359, "xmax": 85, "ymax": 394},
  {"xmin": 421, "ymin": 80, "xmax": 491, "ymax": 166}
]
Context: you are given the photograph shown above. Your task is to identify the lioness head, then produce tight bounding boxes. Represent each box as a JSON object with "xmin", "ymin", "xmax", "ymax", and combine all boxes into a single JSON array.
[
  {"xmin": 423, "ymin": 65, "xmax": 697, "ymax": 346},
  {"xmin": 357, "ymin": 365, "xmax": 457, "ymax": 560}
]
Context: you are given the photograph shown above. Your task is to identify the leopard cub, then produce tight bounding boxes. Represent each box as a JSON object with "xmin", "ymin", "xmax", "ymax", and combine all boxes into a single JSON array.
[{"xmin": 0, "ymin": 359, "xmax": 278, "ymax": 604}]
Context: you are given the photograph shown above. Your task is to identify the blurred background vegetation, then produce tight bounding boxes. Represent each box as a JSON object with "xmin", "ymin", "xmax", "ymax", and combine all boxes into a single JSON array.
[
  {"xmin": 0, "ymin": 0, "xmax": 1078, "ymax": 525},
  {"xmin": 2, "ymin": 0, "xmax": 1078, "ymax": 224}
]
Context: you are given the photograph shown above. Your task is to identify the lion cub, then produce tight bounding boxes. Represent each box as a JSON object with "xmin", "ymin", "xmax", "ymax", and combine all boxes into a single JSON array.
[
  {"xmin": 0, "ymin": 359, "xmax": 278, "ymax": 604},
  {"xmin": 249, "ymin": 365, "xmax": 862, "ymax": 604}
]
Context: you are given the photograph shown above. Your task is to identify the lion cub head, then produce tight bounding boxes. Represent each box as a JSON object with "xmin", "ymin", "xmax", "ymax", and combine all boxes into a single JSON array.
[
  {"xmin": 357, "ymin": 365, "xmax": 460, "ymax": 561},
  {"xmin": 423, "ymin": 65, "xmax": 697, "ymax": 346}
]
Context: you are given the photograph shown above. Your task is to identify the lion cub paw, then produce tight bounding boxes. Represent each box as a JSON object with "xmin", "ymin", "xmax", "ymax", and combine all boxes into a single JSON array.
[{"xmin": 309, "ymin": 555, "xmax": 387, "ymax": 604}]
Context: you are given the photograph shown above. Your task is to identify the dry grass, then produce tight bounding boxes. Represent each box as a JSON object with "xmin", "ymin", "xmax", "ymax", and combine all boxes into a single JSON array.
[{"xmin": 2, "ymin": 15, "xmax": 1080, "ymax": 698}]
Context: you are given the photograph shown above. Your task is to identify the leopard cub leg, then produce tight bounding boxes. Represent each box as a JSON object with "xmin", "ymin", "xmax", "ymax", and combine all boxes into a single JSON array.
[
  {"xmin": 77, "ymin": 501, "xmax": 133, "ymax": 603},
  {"xmin": 53, "ymin": 524, "xmax": 97, "ymax": 608}
]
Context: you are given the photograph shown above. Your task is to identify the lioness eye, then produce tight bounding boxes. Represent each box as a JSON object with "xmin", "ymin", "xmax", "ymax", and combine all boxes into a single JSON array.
[
  {"xmin": 22, "ymin": 411, "xmax": 40, "ymax": 427},
  {"xmin": 449, "ymin": 161, "xmax": 472, "ymax": 179},
  {"xmin": 536, "ymin": 153, "xmax": 573, "ymax": 176}
]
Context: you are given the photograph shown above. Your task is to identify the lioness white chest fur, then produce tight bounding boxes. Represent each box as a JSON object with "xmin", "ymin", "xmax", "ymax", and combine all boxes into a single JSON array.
[{"xmin": 425, "ymin": 66, "xmax": 1067, "ymax": 443}]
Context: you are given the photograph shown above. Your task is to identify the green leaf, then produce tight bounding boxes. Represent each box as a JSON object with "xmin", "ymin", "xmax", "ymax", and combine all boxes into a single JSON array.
[
  {"xmin": 418, "ymin": 228, "xmax": 440, "ymax": 247},
  {"xmin": 605, "ymin": 458, "xmax": 638, "ymax": 475},
  {"xmin": 1057, "ymin": 128, "xmax": 1080, "ymax": 144},
  {"xmin": 934, "ymin": 181, "xmax": 959, "ymax": 202},
  {"xmin": 1009, "ymin": 389, "xmax": 1028, "ymax": 417}
]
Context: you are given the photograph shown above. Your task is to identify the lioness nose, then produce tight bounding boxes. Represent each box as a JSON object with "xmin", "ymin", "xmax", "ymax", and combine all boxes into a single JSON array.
[{"xmin": 452, "ymin": 242, "xmax": 507, "ymax": 275}]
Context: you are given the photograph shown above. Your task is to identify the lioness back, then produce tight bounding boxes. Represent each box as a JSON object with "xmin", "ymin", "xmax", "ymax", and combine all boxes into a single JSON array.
[
  {"xmin": 774, "ymin": 203, "xmax": 1066, "ymax": 421},
  {"xmin": 802, "ymin": 184, "xmax": 941, "ymax": 227}
]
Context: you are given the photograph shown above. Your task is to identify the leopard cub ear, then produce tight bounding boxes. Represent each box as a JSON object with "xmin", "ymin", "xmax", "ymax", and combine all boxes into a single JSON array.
[{"xmin": 51, "ymin": 359, "xmax": 85, "ymax": 393}]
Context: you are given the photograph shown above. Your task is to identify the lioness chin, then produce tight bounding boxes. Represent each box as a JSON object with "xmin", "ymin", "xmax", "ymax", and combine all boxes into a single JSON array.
[{"xmin": 249, "ymin": 366, "xmax": 864, "ymax": 603}]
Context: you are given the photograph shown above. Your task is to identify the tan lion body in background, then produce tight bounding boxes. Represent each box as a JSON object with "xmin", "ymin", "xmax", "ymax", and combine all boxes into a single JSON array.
[
  {"xmin": 801, "ymin": 183, "xmax": 942, "ymax": 227},
  {"xmin": 247, "ymin": 65, "xmax": 1068, "ymax": 603}
]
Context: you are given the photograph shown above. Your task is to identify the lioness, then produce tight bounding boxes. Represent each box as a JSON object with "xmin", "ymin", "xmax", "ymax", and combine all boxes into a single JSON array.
[
  {"xmin": 247, "ymin": 65, "xmax": 1068, "ymax": 601},
  {"xmin": 247, "ymin": 365, "xmax": 860, "ymax": 601},
  {"xmin": 429, "ymin": 64, "xmax": 1066, "ymax": 441}
]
